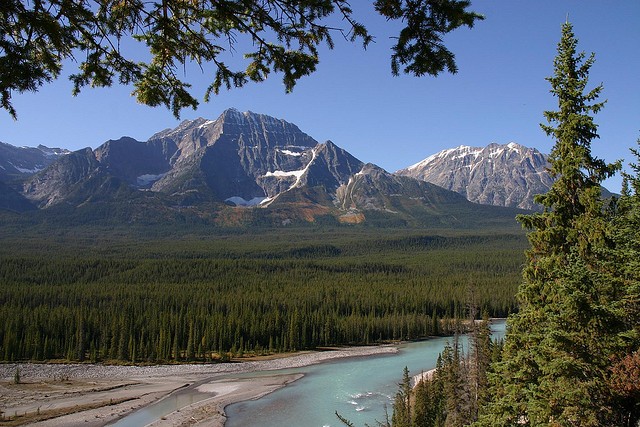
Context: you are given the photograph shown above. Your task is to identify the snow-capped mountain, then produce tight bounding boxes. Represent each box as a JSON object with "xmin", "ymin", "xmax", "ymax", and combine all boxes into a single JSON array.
[
  {"xmin": 1, "ymin": 110, "xmax": 523, "ymax": 226},
  {"xmin": 396, "ymin": 142, "xmax": 553, "ymax": 210},
  {"xmin": 0, "ymin": 142, "xmax": 69, "ymax": 183}
]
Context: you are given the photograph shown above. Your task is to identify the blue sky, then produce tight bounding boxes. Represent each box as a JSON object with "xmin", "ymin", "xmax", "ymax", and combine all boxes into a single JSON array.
[{"xmin": 1, "ymin": 1, "xmax": 638, "ymax": 191}]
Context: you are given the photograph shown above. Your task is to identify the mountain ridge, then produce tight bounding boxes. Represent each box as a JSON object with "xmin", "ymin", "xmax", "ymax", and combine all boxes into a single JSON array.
[
  {"xmin": 396, "ymin": 142, "xmax": 553, "ymax": 210},
  {"xmin": 0, "ymin": 141, "xmax": 69, "ymax": 183},
  {"xmin": 1, "ymin": 110, "xmax": 526, "ymax": 227}
]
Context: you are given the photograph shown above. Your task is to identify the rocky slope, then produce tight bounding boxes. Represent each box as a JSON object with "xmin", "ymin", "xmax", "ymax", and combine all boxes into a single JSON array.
[
  {"xmin": 0, "ymin": 142, "xmax": 69, "ymax": 183},
  {"xmin": 2, "ymin": 110, "xmax": 524, "ymax": 227},
  {"xmin": 396, "ymin": 142, "xmax": 553, "ymax": 210}
]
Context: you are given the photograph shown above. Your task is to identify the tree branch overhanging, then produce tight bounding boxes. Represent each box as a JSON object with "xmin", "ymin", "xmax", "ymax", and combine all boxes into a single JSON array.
[{"xmin": 1, "ymin": 0, "xmax": 483, "ymax": 119}]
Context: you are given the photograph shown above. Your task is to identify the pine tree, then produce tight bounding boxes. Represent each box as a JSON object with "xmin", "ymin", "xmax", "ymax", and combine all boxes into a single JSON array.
[
  {"xmin": 13, "ymin": 366, "xmax": 20, "ymax": 384},
  {"xmin": 467, "ymin": 315, "xmax": 491, "ymax": 422},
  {"xmin": 442, "ymin": 336, "xmax": 467, "ymax": 427},
  {"xmin": 476, "ymin": 21, "xmax": 623, "ymax": 426},
  {"xmin": 75, "ymin": 312, "xmax": 85, "ymax": 362},
  {"xmin": 613, "ymin": 139, "xmax": 640, "ymax": 335},
  {"xmin": 413, "ymin": 378, "xmax": 432, "ymax": 427},
  {"xmin": 392, "ymin": 366, "xmax": 413, "ymax": 427},
  {"xmin": 607, "ymin": 138, "xmax": 640, "ymax": 425},
  {"xmin": 186, "ymin": 321, "xmax": 195, "ymax": 361}
]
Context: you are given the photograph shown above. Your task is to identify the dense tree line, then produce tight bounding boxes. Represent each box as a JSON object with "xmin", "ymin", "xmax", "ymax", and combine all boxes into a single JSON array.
[{"xmin": 0, "ymin": 230, "xmax": 525, "ymax": 363}]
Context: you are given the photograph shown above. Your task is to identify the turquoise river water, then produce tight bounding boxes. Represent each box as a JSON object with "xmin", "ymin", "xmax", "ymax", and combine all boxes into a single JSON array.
[
  {"xmin": 226, "ymin": 319, "xmax": 506, "ymax": 427},
  {"xmin": 112, "ymin": 320, "xmax": 505, "ymax": 426}
]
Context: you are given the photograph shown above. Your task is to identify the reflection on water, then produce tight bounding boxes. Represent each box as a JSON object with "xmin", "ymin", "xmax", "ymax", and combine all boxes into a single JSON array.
[{"xmin": 227, "ymin": 320, "xmax": 506, "ymax": 427}]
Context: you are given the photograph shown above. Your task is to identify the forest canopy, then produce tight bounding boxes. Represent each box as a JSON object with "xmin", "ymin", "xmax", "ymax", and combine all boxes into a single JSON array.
[{"xmin": 0, "ymin": 227, "xmax": 525, "ymax": 363}]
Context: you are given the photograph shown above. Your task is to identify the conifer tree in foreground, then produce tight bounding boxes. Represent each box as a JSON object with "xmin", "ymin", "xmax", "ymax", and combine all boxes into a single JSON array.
[
  {"xmin": 356, "ymin": 22, "xmax": 638, "ymax": 427},
  {"xmin": 392, "ymin": 367, "xmax": 413, "ymax": 427},
  {"xmin": 475, "ymin": 21, "xmax": 626, "ymax": 426},
  {"xmin": 608, "ymin": 139, "xmax": 640, "ymax": 426}
]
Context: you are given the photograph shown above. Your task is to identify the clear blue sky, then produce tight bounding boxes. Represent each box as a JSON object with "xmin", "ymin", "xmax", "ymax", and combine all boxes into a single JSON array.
[{"xmin": 1, "ymin": 1, "xmax": 638, "ymax": 191}]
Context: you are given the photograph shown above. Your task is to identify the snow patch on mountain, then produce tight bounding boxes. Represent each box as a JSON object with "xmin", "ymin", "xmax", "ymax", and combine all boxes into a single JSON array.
[
  {"xmin": 9, "ymin": 162, "xmax": 43, "ymax": 174},
  {"xmin": 507, "ymin": 142, "xmax": 522, "ymax": 153},
  {"xmin": 264, "ymin": 169, "xmax": 305, "ymax": 179},
  {"xmin": 198, "ymin": 120, "xmax": 216, "ymax": 129},
  {"xmin": 137, "ymin": 173, "xmax": 167, "ymax": 187},
  {"xmin": 277, "ymin": 149, "xmax": 303, "ymax": 157},
  {"xmin": 292, "ymin": 147, "xmax": 317, "ymax": 188},
  {"xmin": 407, "ymin": 145, "xmax": 483, "ymax": 171},
  {"xmin": 225, "ymin": 196, "xmax": 268, "ymax": 206}
]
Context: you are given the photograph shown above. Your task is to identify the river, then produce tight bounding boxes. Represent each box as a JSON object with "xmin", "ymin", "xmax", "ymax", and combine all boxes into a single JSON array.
[
  {"xmin": 111, "ymin": 319, "xmax": 505, "ymax": 426},
  {"xmin": 226, "ymin": 319, "xmax": 506, "ymax": 427}
]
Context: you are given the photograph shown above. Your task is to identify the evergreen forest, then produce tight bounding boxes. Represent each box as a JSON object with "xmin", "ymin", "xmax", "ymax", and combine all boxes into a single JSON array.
[{"xmin": 0, "ymin": 225, "xmax": 526, "ymax": 363}]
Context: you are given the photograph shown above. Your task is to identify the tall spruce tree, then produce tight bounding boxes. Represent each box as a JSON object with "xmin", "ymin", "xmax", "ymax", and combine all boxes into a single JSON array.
[
  {"xmin": 608, "ymin": 139, "xmax": 640, "ymax": 425},
  {"xmin": 392, "ymin": 366, "xmax": 414, "ymax": 427},
  {"xmin": 475, "ymin": 21, "xmax": 622, "ymax": 426},
  {"xmin": 467, "ymin": 315, "xmax": 491, "ymax": 422}
]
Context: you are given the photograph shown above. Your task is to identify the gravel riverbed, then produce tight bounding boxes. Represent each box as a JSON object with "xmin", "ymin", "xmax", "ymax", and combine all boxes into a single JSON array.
[
  {"xmin": 0, "ymin": 346, "xmax": 399, "ymax": 427},
  {"xmin": 0, "ymin": 345, "xmax": 398, "ymax": 382}
]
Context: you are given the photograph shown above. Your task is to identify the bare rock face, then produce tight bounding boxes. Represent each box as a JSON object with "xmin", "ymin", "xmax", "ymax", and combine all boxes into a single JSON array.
[
  {"xmin": 396, "ymin": 142, "xmax": 553, "ymax": 210},
  {"xmin": 336, "ymin": 163, "xmax": 470, "ymax": 217},
  {"xmin": 287, "ymin": 141, "xmax": 364, "ymax": 192},
  {"xmin": 22, "ymin": 148, "xmax": 103, "ymax": 208},
  {"xmin": 2, "ymin": 110, "xmax": 526, "ymax": 226},
  {"xmin": 94, "ymin": 137, "xmax": 176, "ymax": 188},
  {"xmin": 148, "ymin": 108, "xmax": 322, "ymax": 203}
]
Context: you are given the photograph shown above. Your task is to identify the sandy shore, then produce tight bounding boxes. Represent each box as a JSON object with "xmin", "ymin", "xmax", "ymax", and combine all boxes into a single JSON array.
[
  {"xmin": 0, "ymin": 346, "xmax": 397, "ymax": 426},
  {"xmin": 412, "ymin": 368, "xmax": 436, "ymax": 388}
]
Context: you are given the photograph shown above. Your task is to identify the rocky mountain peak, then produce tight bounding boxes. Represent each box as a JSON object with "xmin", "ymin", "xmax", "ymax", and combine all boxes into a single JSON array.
[
  {"xmin": 397, "ymin": 142, "xmax": 552, "ymax": 210},
  {"xmin": 2, "ymin": 111, "xmax": 527, "ymax": 227},
  {"xmin": 218, "ymin": 108, "xmax": 317, "ymax": 149},
  {"xmin": 0, "ymin": 142, "xmax": 70, "ymax": 183}
]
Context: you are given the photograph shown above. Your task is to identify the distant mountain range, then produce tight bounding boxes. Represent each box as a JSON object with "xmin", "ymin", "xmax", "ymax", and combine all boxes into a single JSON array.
[
  {"xmin": 396, "ymin": 142, "xmax": 553, "ymax": 210},
  {"xmin": 0, "ymin": 109, "xmax": 534, "ymax": 227},
  {"xmin": 0, "ymin": 142, "xmax": 69, "ymax": 182}
]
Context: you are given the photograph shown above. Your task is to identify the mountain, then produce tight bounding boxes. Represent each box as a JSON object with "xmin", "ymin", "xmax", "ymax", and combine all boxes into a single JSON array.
[
  {"xmin": 0, "ymin": 142, "xmax": 68, "ymax": 212},
  {"xmin": 3, "ymin": 110, "xmax": 524, "ymax": 227},
  {"xmin": 396, "ymin": 142, "xmax": 553, "ymax": 210},
  {"xmin": 147, "ymin": 109, "xmax": 323, "ymax": 203},
  {"xmin": 22, "ymin": 148, "xmax": 140, "ymax": 209},
  {"xmin": 0, "ymin": 142, "xmax": 69, "ymax": 183},
  {"xmin": 334, "ymin": 163, "xmax": 496, "ymax": 226}
]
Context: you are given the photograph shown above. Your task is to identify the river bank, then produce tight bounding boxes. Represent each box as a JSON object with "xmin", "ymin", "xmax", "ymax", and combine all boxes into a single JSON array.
[{"xmin": 0, "ymin": 346, "xmax": 397, "ymax": 426}]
